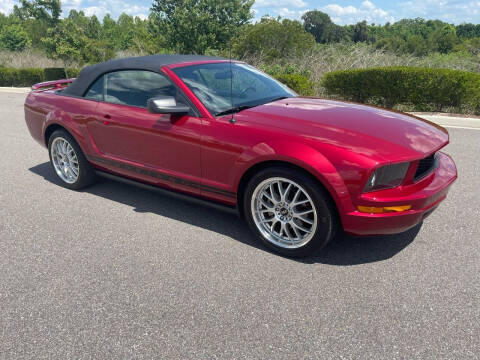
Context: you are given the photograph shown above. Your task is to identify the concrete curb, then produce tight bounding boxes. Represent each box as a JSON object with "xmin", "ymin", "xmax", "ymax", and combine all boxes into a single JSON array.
[
  {"xmin": 0, "ymin": 87, "xmax": 31, "ymax": 94},
  {"xmin": 413, "ymin": 114, "xmax": 480, "ymax": 130}
]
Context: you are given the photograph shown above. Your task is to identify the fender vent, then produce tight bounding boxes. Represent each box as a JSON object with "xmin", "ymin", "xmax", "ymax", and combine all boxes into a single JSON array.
[{"xmin": 414, "ymin": 153, "xmax": 438, "ymax": 181}]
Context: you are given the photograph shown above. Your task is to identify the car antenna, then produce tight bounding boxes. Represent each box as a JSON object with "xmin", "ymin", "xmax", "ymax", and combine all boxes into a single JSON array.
[{"xmin": 229, "ymin": 33, "xmax": 236, "ymax": 124}]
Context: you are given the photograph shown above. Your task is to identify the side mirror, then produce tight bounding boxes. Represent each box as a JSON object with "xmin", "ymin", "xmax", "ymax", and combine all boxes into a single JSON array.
[{"xmin": 147, "ymin": 96, "xmax": 190, "ymax": 115}]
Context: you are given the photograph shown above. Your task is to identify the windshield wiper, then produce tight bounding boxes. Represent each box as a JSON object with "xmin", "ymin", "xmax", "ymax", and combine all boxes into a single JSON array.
[
  {"xmin": 214, "ymin": 96, "xmax": 292, "ymax": 117},
  {"xmin": 269, "ymin": 96, "xmax": 289, "ymax": 103},
  {"xmin": 215, "ymin": 105, "xmax": 257, "ymax": 117}
]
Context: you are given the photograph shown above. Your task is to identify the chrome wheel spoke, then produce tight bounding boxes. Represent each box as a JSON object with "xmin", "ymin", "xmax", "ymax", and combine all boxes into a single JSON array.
[
  {"xmin": 259, "ymin": 198, "xmax": 273, "ymax": 210},
  {"xmin": 50, "ymin": 137, "xmax": 80, "ymax": 184},
  {"xmin": 270, "ymin": 219, "xmax": 279, "ymax": 233},
  {"xmin": 292, "ymin": 221, "xmax": 312, "ymax": 234},
  {"xmin": 294, "ymin": 209, "xmax": 314, "ymax": 217},
  {"xmin": 292, "ymin": 199, "xmax": 310, "ymax": 207},
  {"xmin": 297, "ymin": 215, "xmax": 314, "ymax": 225},
  {"xmin": 291, "ymin": 224, "xmax": 301, "ymax": 239},
  {"xmin": 269, "ymin": 183, "xmax": 279, "ymax": 202},
  {"xmin": 292, "ymin": 189, "xmax": 301, "ymax": 204},
  {"xmin": 280, "ymin": 183, "xmax": 292, "ymax": 202},
  {"xmin": 251, "ymin": 177, "xmax": 317, "ymax": 249},
  {"xmin": 262, "ymin": 191, "xmax": 274, "ymax": 203}
]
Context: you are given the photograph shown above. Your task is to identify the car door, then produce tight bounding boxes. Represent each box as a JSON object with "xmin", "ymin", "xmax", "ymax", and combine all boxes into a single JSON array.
[{"xmin": 85, "ymin": 70, "xmax": 203, "ymax": 195}]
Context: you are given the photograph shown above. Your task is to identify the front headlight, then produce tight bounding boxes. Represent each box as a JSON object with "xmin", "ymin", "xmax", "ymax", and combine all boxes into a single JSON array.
[{"xmin": 363, "ymin": 162, "xmax": 410, "ymax": 192}]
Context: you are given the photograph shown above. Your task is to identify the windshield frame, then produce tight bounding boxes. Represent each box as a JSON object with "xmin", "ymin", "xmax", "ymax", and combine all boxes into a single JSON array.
[{"xmin": 169, "ymin": 61, "xmax": 297, "ymax": 118}]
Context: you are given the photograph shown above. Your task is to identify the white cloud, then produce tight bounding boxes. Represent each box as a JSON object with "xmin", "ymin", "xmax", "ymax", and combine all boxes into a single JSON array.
[
  {"xmin": 324, "ymin": 4, "xmax": 359, "ymax": 16},
  {"xmin": 63, "ymin": 0, "xmax": 83, "ymax": 8},
  {"xmin": 322, "ymin": 1, "xmax": 393, "ymax": 24},
  {"xmin": 275, "ymin": 7, "xmax": 308, "ymax": 19},
  {"xmin": 397, "ymin": 0, "xmax": 480, "ymax": 24},
  {"xmin": 253, "ymin": 0, "xmax": 308, "ymax": 21},
  {"xmin": 83, "ymin": 6, "xmax": 104, "ymax": 17},
  {"xmin": 255, "ymin": 0, "xmax": 307, "ymax": 8},
  {"xmin": 0, "ymin": 0, "xmax": 15, "ymax": 15},
  {"xmin": 361, "ymin": 1, "xmax": 376, "ymax": 11},
  {"xmin": 63, "ymin": 0, "xmax": 148, "ymax": 19}
]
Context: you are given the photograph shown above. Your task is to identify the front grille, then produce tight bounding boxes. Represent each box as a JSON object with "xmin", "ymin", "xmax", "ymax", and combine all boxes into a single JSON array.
[{"xmin": 414, "ymin": 153, "xmax": 438, "ymax": 181}]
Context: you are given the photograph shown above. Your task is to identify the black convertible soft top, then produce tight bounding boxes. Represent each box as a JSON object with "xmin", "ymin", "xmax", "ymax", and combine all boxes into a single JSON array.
[{"xmin": 63, "ymin": 54, "xmax": 227, "ymax": 97}]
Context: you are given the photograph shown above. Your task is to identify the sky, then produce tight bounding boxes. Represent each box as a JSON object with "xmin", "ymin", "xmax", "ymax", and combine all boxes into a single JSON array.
[{"xmin": 0, "ymin": 0, "xmax": 479, "ymax": 25}]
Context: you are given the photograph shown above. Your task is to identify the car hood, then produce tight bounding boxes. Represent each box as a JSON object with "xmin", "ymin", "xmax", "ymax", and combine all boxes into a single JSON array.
[{"xmin": 237, "ymin": 97, "xmax": 449, "ymax": 162}]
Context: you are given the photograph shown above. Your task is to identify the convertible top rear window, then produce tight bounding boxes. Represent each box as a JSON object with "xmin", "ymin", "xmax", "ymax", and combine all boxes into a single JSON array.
[{"xmin": 84, "ymin": 76, "xmax": 104, "ymax": 101}]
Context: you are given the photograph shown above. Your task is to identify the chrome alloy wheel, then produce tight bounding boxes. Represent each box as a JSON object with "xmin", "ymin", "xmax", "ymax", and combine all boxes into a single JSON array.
[
  {"xmin": 251, "ymin": 177, "xmax": 318, "ymax": 249},
  {"xmin": 50, "ymin": 137, "xmax": 79, "ymax": 184}
]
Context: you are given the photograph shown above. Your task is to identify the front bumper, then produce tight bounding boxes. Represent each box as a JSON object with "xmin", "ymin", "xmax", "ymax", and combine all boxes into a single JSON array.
[{"xmin": 342, "ymin": 152, "xmax": 457, "ymax": 236}]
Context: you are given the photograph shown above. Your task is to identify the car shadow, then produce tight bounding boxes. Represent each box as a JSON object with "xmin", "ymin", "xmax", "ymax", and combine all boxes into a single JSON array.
[{"xmin": 29, "ymin": 162, "xmax": 421, "ymax": 266}]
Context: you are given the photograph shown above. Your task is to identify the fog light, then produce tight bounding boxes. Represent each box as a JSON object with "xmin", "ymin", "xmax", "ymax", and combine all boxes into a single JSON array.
[{"xmin": 357, "ymin": 205, "xmax": 412, "ymax": 214}]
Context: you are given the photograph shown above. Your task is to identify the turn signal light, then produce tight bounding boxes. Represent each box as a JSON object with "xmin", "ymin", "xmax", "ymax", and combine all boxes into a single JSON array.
[{"xmin": 357, "ymin": 205, "xmax": 412, "ymax": 214}]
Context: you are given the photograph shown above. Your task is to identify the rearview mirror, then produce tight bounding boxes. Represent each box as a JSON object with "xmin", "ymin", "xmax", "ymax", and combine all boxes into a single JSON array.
[{"xmin": 147, "ymin": 96, "xmax": 190, "ymax": 115}]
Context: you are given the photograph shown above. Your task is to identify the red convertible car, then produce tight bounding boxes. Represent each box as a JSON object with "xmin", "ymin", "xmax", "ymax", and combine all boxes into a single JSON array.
[{"xmin": 25, "ymin": 55, "xmax": 457, "ymax": 257}]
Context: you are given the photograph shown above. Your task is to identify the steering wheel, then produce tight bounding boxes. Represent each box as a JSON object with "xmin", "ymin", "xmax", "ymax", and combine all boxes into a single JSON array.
[{"xmin": 191, "ymin": 86, "xmax": 213, "ymax": 102}]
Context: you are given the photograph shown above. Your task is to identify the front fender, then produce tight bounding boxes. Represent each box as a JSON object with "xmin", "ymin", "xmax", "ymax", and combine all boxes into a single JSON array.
[{"xmin": 232, "ymin": 140, "xmax": 354, "ymax": 215}]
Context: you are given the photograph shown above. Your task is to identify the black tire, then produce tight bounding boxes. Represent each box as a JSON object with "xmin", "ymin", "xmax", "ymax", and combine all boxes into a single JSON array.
[
  {"xmin": 47, "ymin": 129, "xmax": 96, "ymax": 190},
  {"xmin": 244, "ymin": 166, "xmax": 338, "ymax": 258}
]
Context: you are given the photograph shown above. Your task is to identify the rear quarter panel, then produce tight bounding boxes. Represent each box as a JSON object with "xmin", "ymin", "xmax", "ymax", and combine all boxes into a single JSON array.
[{"xmin": 25, "ymin": 91, "xmax": 99, "ymax": 154}]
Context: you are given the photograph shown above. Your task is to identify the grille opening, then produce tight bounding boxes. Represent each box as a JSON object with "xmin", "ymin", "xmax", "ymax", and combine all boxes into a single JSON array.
[{"xmin": 414, "ymin": 153, "xmax": 438, "ymax": 181}]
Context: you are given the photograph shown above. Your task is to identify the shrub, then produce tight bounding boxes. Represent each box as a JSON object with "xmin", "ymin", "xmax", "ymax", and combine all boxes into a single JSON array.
[
  {"xmin": 0, "ymin": 68, "xmax": 17, "ymax": 86},
  {"xmin": 323, "ymin": 66, "xmax": 480, "ymax": 114},
  {"xmin": 260, "ymin": 64, "xmax": 314, "ymax": 96},
  {"xmin": 0, "ymin": 67, "xmax": 80, "ymax": 86},
  {"xmin": 274, "ymin": 73, "xmax": 315, "ymax": 96},
  {"xmin": 16, "ymin": 68, "xmax": 44, "ymax": 86},
  {"xmin": 44, "ymin": 67, "xmax": 67, "ymax": 81},
  {"xmin": 66, "ymin": 68, "xmax": 80, "ymax": 78}
]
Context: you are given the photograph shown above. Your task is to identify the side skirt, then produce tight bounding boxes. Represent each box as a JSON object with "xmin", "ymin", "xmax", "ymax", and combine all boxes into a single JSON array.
[{"xmin": 95, "ymin": 170, "xmax": 240, "ymax": 216}]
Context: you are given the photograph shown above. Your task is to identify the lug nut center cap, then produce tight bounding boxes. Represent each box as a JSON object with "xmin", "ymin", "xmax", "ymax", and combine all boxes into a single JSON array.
[{"xmin": 275, "ymin": 202, "xmax": 293, "ymax": 221}]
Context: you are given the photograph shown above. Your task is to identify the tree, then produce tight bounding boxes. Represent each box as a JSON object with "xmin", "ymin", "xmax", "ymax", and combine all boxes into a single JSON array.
[
  {"xmin": 233, "ymin": 17, "xmax": 315, "ymax": 61},
  {"xmin": 0, "ymin": 24, "xmax": 31, "ymax": 51},
  {"xmin": 101, "ymin": 14, "xmax": 120, "ymax": 50},
  {"xmin": 86, "ymin": 15, "xmax": 101, "ymax": 39},
  {"xmin": 463, "ymin": 37, "xmax": 480, "ymax": 55},
  {"xmin": 302, "ymin": 10, "xmax": 349, "ymax": 44},
  {"xmin": 375, "ymin": 36, "xmax": 406, "ymax": 53},
  {"xmin": 456, "ymin": 23, "xmax": 480, "ymax": 39},
  {"xmin": 353, "ymin": 21, "xmax": 367, "ymax": 42},
  {"xmin": 406, "ymin": 34, "xmax": 429, "ymax": 56},
  {"xmin": 150, "ymin": 0, "xmax": 254, "ymax": 54},
  {"xmin": 14, "ymin": 0, "xmax": 61, "ymax": 25},
  {"xmin": 129, "ymin": 16, "xmax": 164, "ymax": 54},
  {"xmin": 42, "ymin": 18, "xmax": 86, "ymax": 66},
  {"xmin": 430, "ymin": 25, "xmax": 458, "ymax": 54},
  {"xmin": 302, "ymin": 10, "xmax": 332, "ymax": 43}
]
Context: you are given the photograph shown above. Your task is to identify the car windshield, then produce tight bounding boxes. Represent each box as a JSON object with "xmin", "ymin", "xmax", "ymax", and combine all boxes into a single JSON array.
[{"xmin": 172, "ymin": 62, "xmax": 296, "ymax": 116}]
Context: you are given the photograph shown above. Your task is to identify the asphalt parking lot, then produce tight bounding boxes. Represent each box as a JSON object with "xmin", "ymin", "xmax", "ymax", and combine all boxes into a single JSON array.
[{"xmin": 1, "ymin": 91, "xmax": 479, "ymax": 359}]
